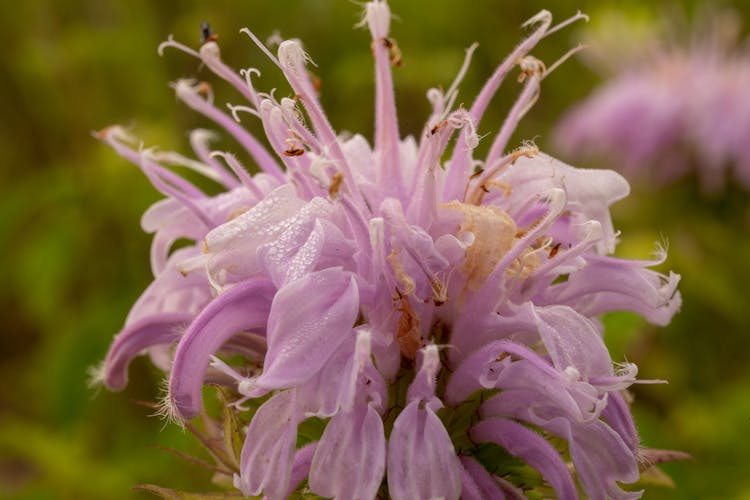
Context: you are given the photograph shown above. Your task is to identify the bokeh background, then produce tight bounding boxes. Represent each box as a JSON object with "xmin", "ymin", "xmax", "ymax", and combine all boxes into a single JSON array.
[{"xmin": 2, "ymin": 1, "xmax": 749, "ymax": 498}]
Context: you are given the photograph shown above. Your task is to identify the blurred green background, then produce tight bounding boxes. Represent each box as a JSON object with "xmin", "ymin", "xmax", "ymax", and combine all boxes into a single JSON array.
[{"xmin": 2, "ymin": 1, "xmax": 749, "ymax": 498}]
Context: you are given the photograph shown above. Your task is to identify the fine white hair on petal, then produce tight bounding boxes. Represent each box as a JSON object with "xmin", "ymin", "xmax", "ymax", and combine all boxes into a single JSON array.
[
  {"xmin": 278, "ymin": 39, "xmax": 316, "ymax": 74},
  {"xmin": 358, "ymin": 0, "xmax": 391, "ymax": 38}
]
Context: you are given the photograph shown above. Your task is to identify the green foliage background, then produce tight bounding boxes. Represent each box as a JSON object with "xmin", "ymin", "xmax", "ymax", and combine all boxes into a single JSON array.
[{"xmin": 1, "ymin": 1, "xmax": 749, "ymax": 498}]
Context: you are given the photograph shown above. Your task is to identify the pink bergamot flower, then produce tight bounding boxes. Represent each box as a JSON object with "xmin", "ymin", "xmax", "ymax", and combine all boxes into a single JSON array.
[{"xmin": 95, "ymin": 3, "xmax": 682, "ymax": 499}]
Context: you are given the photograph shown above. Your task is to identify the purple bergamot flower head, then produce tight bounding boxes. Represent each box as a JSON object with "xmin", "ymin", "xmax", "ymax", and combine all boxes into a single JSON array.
[
  {"xmin": 554, "ymin": 8, "xmax": 750, "ymax": 193},
  {"xmin": 94, "ymin": 2, "xmax": 683, "ymax": 499}
]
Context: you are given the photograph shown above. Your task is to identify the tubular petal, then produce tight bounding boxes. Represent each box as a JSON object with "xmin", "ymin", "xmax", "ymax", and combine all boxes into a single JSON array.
[
  {"xmin": 237, "ymin": 390, "xmax": 299, "ymax": 499},
  {"xmin": 309, "ymin": 403, "xmax": 386, "ymax": 499},
  {"xmin": 169, "ymin": 278, "xmax": 275, "ymax": 419},
  {"xmin": 104, "ymin": 312, "xmax": 191, "ymax": 390},
  {"xmin": 387, "ymin": 401, "xmax": 461, "ymax": 500},
  {"xmin": 471, "ymin": 418, "xmax": 577, "ymax": 500}
]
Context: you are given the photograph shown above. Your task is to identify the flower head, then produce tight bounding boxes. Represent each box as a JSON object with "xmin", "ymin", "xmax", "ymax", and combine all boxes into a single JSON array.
[
  {"xmin": 97, "ymin": 3, "xmax": 681, "ymax": 499},
  {"xmin": 555, "ymin": 8, "xmax": 750, "ymax": 192}
]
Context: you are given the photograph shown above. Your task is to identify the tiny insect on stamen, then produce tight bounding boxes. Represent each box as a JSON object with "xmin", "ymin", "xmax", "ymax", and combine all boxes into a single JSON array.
[{"xmin": 200, "ymin": 22, "xmax": 219, "ymax": 45}]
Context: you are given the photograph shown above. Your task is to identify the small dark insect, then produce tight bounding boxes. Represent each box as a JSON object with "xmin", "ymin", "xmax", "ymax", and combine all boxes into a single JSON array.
[
  {"xmin": 430, "ymin": 120, "xmax": 446, "ymax": 136},
  {"xmin": 382, "ymin": 37, "xmax": 403, "ymax": 67},
  {"xmin": 283, "ymin": 146, "xmax": 305, "ymax": 157},
  {"xmin": 328, "ymin": 172, "xmax": 344, "ymax": 198},
  {"xmin": 548, "ymin": 242, "xmax": 561, "ymax": 259},
  {"xmin": 195, "ymin": 81, "xmax": 212, "ymax": 97},
  {"xmin": 200, "ymin": 22, "xmax": 218, "ymax": 44},
  {"xmin": 470, "ymin": 166, "xmax": 484, "ymax": 179},
  {"xmin": 309, "ymin": 72, "xmax": 322, "ymax": 95}
]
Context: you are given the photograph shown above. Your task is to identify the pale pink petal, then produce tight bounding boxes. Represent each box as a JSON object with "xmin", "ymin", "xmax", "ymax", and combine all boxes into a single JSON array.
[
  {"xmin": 532, "ymin": 305, "xmax": 613, "ymax": 380},
  {"xmin": 459, "ymin": 456, "xmax": 521, "ymax": 500},
  {"xmin": 387, "ymin": 401, "xmax": 461, "ymax": 500},
  {"xmin": 169, "ymin": 278, "xmax": 275, "ymax": 418},
  {"xmin": 255, "ymin": 268, "xmax": 359, "ymax": 389},
  {"xmin": 237, "ymin": 390, "xmax": 299, "ymax": 499},
  {"xmin": 282, "ymin": 443, "xmax": 317, "ymax": 499},
  {"xmin": 471, "ymin": 418, "xmax": 577, "ymax": 500},
  {"xmin": 103, "ymin": 312, "xmax": 190, "ymax": 390},
  {"xmin": 309, "ymin": 404, "xmax": 386, "ymax": 499}
]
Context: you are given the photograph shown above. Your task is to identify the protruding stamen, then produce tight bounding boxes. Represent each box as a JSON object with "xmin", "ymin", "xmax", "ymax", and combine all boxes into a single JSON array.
[
  {"xmin": 362, "ymin": 0, "xmax": 404, "ymax": 201},
  {"xmin": 173, "ymin": 79, "xmax": 285, "ymax": 181},
  {"xmin": 474, "ymin": 188, "xmax": 567, "ymax": 312},
  {"xmin": 328, "ymin": 172, "xmax": 344, "ymax": 199},
  {"xmin": 544, "ymin": 43, "xmax": 588, "ymax": 77},
  {"xmin": 210, "ymin": 151, "xmax": 264, "ymax": 199},
  {"xmin": 543, "ymin": 10, "xmax": 589, "ymax": 39},
  {"xmin": 227, "ymin": 103, "xmax": 260, "ymax": 121},
  {"xmin": 188, "ymin": 129, "xmax": 241, "ymax": 189},
  {"xmin": 241, "ymin": 28, "xmax": 361, "ymax": 203},
  {"xmin": 395, "ymin": 294, "xmax": 421, "ymax": 359},
  {"xmin": 153, "ymin": 150, "xmax": 223, "ymax": 183},
  {"xmin": 158, "ymin": 34, "xmax": 200, "ymax": 58},
  {"xmin": 95, "ymin": 126, "xmax": 216, "ymax": 227},
  {"xmin": 521, "ymin": 9, "xmax": 553, "ymax": 31},
  {"xmin": 484, "ymin": 71, "xmax": 541, "ymax": 170},
  {"xmin": 446, "ymin": 9, "xmax": 552, "ymax": 199},
  {"xmin": 467, "ymin": 142, "xmax": 539, "ymax": 204},
  {"xmin": 92, "ymin": 124, "xmax": 137, "ymax": 144},
  {"xmin": 427, "ymin": 42, "xmax": 479, "ymax": 124}
]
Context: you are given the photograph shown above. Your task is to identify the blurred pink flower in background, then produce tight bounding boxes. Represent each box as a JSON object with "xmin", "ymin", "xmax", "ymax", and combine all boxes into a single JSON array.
[{"xmin": 555, "ymin": 9, "xmax": 750, "ymax": 192}]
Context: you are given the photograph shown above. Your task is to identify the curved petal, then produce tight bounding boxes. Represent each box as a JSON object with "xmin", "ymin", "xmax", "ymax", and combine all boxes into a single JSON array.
[
  {"xmin": 544, "ymin": 416, "xmax": 641, "ymax": 500},
  {"xmin": 103, "ymin": 312, "xmax": 191, "ymax": 390},
  {"xmin": 125, "ymin": 247, "xmax": 211, "ymax": 325},
  {"xmin": 284, "ymin": 443, "xmax": 317, "ymax": 498},
  {"xmin": 236, "ymin": 390, "xmax": 299, "ymax": 499},
  {"xmin": 295, "ymin": 336, "xmax": 357, "ymax": 417},
  {"xmin": 169, "ymin": 278, "xmax": 275, "ymax": 419},
  {"xmin": 601, "ymin": 391, "xmax": 639, "ymax": 453},
  {"xmin": 471, "ymin": 418, "xmax": 577, "ymax": 500},
  {"xmin": 532, "ymin": 305, "xmax": 613, "ymax": 380},
  {"xmin": 259, "ymin": 217, "xmax": 325, "ymax": 288},
  {"xmin": 297, "ymin": 328, "xmax": 386, "ymax": 418},
  {"xmin": 255, "ymin": 268, "xmax": 359, "ymax": 390},
  {"xmin": 499, "ymin": 153, "xmax": 630, "ymax": 254},
  {"xmin": 387, "ymin": 401, "xmax": 461, "ymax": 500},
  {"xmin": 202, "ymin": 185, "xmax": 305, "ymax": 285},
  {"xmin": 309, "ymin": 404, "xmax": 386, "ymax": 499},
  {"xmin": 546, "ymin": 255, "xmax": 681, "ymax": 326},
  {"xmin": 445, "ymin": 338, "xmax": 559, "ymax": 406},
  {"xmin": 459, "ymin": 456, "xmax": 515, "ymax": 500}
]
